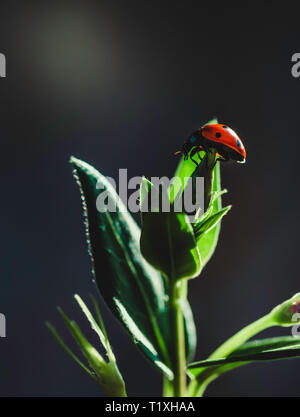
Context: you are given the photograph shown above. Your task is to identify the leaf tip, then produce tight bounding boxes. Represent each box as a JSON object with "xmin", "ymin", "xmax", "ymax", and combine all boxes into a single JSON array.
[{"xmin": 70, "ymin": 156, "xmax": 84, "ymax": 171}]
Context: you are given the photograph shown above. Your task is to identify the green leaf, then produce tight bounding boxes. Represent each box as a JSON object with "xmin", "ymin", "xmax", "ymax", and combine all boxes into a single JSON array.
[
  {"xmin": 204, "ymin": 118, "xmax": 219, "ymax": 126},
  {"xmin": 194, "ymin": 189, "xmax": 227, "ymax": 223},
  {"xmin": 89, "ymin": 294, "xmax": 109, "ymax": 342},
  {"xmin": 46, "ymin": 322, "xmax": 95, "ymax": 379},
  {"xmin": 171, "ymin": 118, "xmax": 224, "ymax": 269},
  {"xmin": 188, "ymin": 336, "xmax": 300, "ymax": 376},
  {"xmin": 74, "ymin": 294, "xmax": 115, "ymax": 361},
  {"xmin": 57, "ymin": 307, "xmax": 106, "ymax": 372},
  {"xmin": 187, "ymin": 336, "xmax": 300, "ymax": 396},
  {"xmin": 71, "ymin": 157, "xmax": 197, "ymax": 377},
  {"xmin": 193, "ymin": 205, "xmax": 231, "ymax": 240},
  {"xmin": 140, "ymin": 178, "xmax": 201, "ymax": 281},
  {"xmin": 225, "ymin": 336, "xmax": 300, "ymax": 359},
  {"xmin": 196, "ymin": 159, "xmax": 223, "ymax": 268},
  {"xmin": 49, "ymin": 304, "xmax": 127, "ymax": 397}
]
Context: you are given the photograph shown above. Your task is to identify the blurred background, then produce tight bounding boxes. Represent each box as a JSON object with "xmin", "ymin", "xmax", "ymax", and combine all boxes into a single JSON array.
[{"xmin": 0, "ymin": 1, "xmax": 299, "ymax": 397}]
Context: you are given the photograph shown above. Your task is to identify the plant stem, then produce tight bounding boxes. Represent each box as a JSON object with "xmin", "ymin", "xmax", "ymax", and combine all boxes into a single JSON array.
[
  {"xmin": 188, "ymin": 312, "xmax": 275, "ymax": 396},
  {"xmin": 170, "ymin": 279, "xmax": 187, "ymax": 396},
  {"xmin": 208, "ymin": 313, "xmax": 275, "ymax": 360},
  {"xmin": 162, "ymin": 376, "xmax": 174, "ymax": 397}
]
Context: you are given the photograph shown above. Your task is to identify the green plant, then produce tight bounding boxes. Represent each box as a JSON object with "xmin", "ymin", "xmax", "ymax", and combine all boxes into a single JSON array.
[{"xmin": 47, "ymin": 119, "xmax": 300, "ymax": 397}]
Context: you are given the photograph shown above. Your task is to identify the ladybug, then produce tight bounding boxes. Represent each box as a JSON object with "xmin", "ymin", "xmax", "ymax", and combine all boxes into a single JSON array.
[{"xmin": 175, "ymin": 123, "xmax": 246, "ymax": 166}]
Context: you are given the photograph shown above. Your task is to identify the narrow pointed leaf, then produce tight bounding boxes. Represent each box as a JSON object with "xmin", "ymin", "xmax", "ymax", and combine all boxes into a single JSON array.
[
  {"xmin": 196, "ymin": 160, "xmax": 223, "ymax": 267},
  {"xmin": 194, "ymin": 206, "xmax": 231, "ymax": 239},
  {"xmin": 195, "ymin": 189, "xmax": 227, "ymax": 223},
  {"xmin": 89, "ymin": 294, "xmax": 109, "ymax": 343},
  {"xmin": 225, "ymin": 336, "xmax": 300, "ymax": 359},
  {"xmin": 46, "ymin": 322, "xmax": 95, "ymax": 378},
  {"xmin": 187, "ymin": 337, "xmax": 300, "ymax": 396},
  {"xmin": 188, "ymin": 336, "xmax": 300, "ymax": 376},
  {"xmin": 57, "ymin": 307, "xmax": 106, "ymax": 372},
  {"xmin": 74, "ymin": 294, "xmax": 113, "ymax": 358}
]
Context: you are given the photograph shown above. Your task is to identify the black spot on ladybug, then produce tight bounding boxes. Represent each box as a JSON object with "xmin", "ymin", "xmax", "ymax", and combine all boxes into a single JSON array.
[
  {"xmin": 236, "ymin": 139, "xmax": 242, "ymax": 147},
  {"xmin": 215, "ymin": 132, "xmax": 221, "ymax": 138},
  {"xmin": 222, "ymin": 125, "xmax": 228, "ymax": 129}
]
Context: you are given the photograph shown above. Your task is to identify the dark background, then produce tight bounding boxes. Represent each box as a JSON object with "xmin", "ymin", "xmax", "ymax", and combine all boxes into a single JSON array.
[{"xmin": 1, "ymin": 1, "xmax": 299, "ymax": 396}]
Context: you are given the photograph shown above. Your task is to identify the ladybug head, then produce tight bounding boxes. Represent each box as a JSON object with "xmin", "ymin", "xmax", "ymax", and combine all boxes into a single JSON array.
[
  {"xmin": 175, "ymin": 131, "xmax": 199, "ymax": 158},
  {"xmin": 180, "ymin": 130, "xmax": 201, "ymax": 159}
]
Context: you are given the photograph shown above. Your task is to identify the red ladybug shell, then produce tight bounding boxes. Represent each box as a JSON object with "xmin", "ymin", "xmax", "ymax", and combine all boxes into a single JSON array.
[{"xmin": 201, "ymin": 123, "xmax": 246, "ymax": 162}]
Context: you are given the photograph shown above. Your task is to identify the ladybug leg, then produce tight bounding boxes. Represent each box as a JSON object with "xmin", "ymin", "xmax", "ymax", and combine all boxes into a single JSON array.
[
  {"xmin": 190, "ymin": 156, "xmax": 199, "ymax": 166},
  {"xmin": 197, "ymin": 149, "xmax": 203, "ymax": 161},
  {"xmin": 189, "ymin": 147, "xmax": 201, "ymax": 166},
  {"xmin": 213, "ymin": 156, "xmax": 230, "ymax": 168}
]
